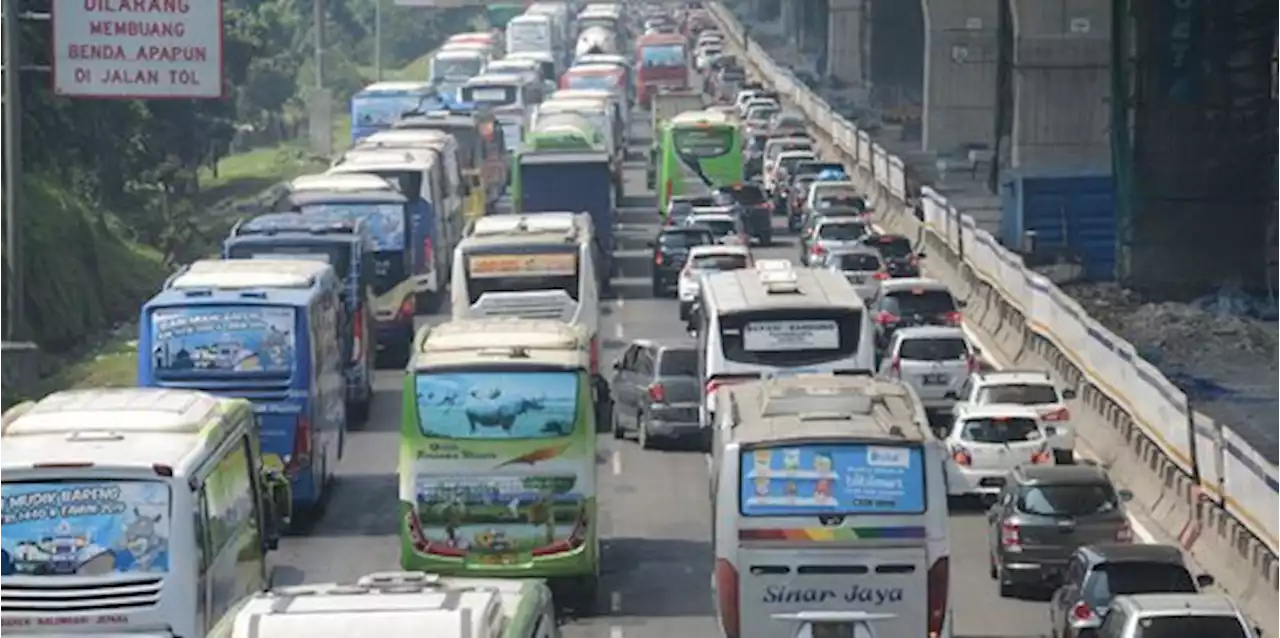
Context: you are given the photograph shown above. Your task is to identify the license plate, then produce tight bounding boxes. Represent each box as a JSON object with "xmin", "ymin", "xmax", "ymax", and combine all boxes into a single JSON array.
[
  {"xmin": 923, "ymin": 373, "xmax": 949, "ymax": 385},
  {"xmin": 979, "ymin": 477, "xmax": 1005, "ymax": 488},
  {"xmin": 477, "ymin": 553, "xmax": 519, "ymax": 565},
  {"xmin": 847, "ymin": 275, "xmax": 866, "ymax": 284}
]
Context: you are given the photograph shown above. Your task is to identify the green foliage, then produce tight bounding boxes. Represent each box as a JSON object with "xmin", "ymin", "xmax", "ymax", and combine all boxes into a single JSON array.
[{"xmin": 10, "ymin": 0, "xmax": 483, "ymax": 359}]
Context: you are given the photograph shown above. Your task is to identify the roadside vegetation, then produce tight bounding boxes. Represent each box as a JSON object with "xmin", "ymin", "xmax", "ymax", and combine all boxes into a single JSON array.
[{"xmin": 4, "ymin": 2, "xmax": 482, "ymax": 405}]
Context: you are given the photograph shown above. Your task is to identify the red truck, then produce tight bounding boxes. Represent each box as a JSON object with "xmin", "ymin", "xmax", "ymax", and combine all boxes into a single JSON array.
[{"xmin": 634, "ymin": 33, "xmax": 690, "ymax": 108}]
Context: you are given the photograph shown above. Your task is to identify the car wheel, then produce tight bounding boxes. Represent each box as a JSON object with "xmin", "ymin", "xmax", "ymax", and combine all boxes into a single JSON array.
[
  {"xmin": 988, "ymin": 553, "xmax": 997, "ymax": 579},
  {"xmin": 997, "ymin": 565, "xmax": 1017, "ymax": 598},
  {"xmin": 611, "ymin": 405, "xmax": 625, "ymax": 440}
]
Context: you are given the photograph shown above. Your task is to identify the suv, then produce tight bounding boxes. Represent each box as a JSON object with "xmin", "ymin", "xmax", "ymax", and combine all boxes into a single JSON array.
[
  {"xmin": 862, "ymin": 233, "xmax": 923, "ymax": 278},
  {"xmin": 609, "ymin": 339, "xmax": 701, "ymax": 449},
  {"xmin": 987, "ymin": 465, "xmax": 1135, "ymax": 597},
  {"xmin": 869, "ymin": 278, "xmax": 963, "ymax": 350},
  {"xmin": 650, "ymin": 225, "xmax": 715, "ymax": 297},
  {"xmin": 954, "ymin": 369, "xmax": 1078, "ymax": 464},
  {"xmin": 1096, "ymin": 593, "xmax": 1257, "ymax": 638},
  {"xmin": 1049, "ymin": 544, "xmax": 1214, "ymax": 638}
]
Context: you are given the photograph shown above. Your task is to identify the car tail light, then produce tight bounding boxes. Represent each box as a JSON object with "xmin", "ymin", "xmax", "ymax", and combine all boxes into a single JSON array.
[
  {"xmin": 1115, "ymin": 523, "xmax": 1134, "ymax": 542},
  {"xmin": 715, "ymin": 558, "xmax": 741, "ymax": 638},
  {"xmin": 287, "ymin": 416, "xmax": 313, "ymax": 477},
  {"xmin": 1043, "ymin": 407, "xmax": 1070, "ymax": 422},
  {"xmin": 398, "ymin": 296, "xmax": 415, "ymax": 319},
  {"xmin": 763, "ymin": 200, "xmax": 774, "ymax": 210},
  {"xmin": 876, "ymin": 311, "xmax": 899, "ymax": 325},
  {"xmin": 951, "ymin": 446, "xmax": 972, "ymax": 466},
  {"xmin": 888, "ymin": 356, "xmax": 901, "ymax": 378},
  {"xmin": 810, "ymin": 244, "xmax": 826, "ymax": 256},
  {"xmin": 926, "ymin": 557, "xmax": 949, "ymax": 638},
  {"xmin": 873, "ymin": 271, "xmax": 890, "ymax": 280},
  {"xmin": 351, "ymin": 310, "xmax": 364, "ymax": 364},
  {"xmin": 655, "ymin": 252, "xmax": 664, "ymax": 266},
  {"xmin": 966, "ymin": 354, "xmax": 980, "ymax": 374},
  {"xmin": 1000, "ymin": 521, "xmax": 1022, "ymax": 550},
  {"xmin": 664, "ymin": 178, "xmax": 673, "ymax": 211},
  {"xmin": 1071, "ymin": 602, "xmax": 1097, "ymax": 623},
  {"xmin": 648, "ymin": 383, "xmax": 667, "ymax": 403},
  {"xmin": 944, "ymin": 311, "xmax": 963, "ymax": 325},
  {"xmin": 1031, "ymin": 448, "xmax": 1052, "ymax": 464}
]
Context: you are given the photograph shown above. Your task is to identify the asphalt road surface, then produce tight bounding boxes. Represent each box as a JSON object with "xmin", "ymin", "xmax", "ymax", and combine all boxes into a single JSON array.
[{"xmin": 272, "ymin": 106, "xmax": 1056, "ymax": 638}]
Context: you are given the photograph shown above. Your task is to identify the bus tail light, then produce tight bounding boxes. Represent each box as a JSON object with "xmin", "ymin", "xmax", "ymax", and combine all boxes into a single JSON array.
[
  {"xmin": 351, "ymin": 311, "xmax": 365, "ymax": 364},
  {"xmin": 1000, "ymin": 521, "xmax": 1022, "ymax": 550},
  {"xmin": 926, "ymin": 557, "xmax": 949, "ymax": 638},
  {"xmin": 648, "ymin": 383, "xmax": 667, "ymax": 403},
  {"xmin": 423, "ymin": 237, "xmax": 433, "ymax": 267},
  {"xmin": 287, "ymin": 416, "xmax": 313, "ymax": 477},
  {"xmin": 590, "ymin": 337, "xmax": 600, "ymax": 375},
  {"xmin": 715, "ymin": 558, "xmax": 741, "ymax": 638}
]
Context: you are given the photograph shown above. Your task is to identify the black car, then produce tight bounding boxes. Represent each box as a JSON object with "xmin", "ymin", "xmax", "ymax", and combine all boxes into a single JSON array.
[
  {"xmin": 650, "ymin": 225, "xmax": 715, "ymax": 296},
  {"xmin": 863, "ymin": 233, "xmax": 924, "ymax": 277},
  {"xmin": 743, "ymin": 133, "xmax": 768, "ymax": 179},
  {"xmin": 785, "ymin": 173, "xmax": 819, "ymax": 230},
  {"xmin": 609, "ymin": 339, "xmax": 701, "ymax": 449},
  {"xmin": 868, "ymin": 278, "xmax": 963, "ymax": 351},
  {"xmin": 713, "ymin": 183, "xmax": 772, "ymax": 245}
]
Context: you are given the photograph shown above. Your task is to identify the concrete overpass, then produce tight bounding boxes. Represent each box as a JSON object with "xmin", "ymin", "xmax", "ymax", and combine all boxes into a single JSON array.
[{"xmin": 741, "ymin": 0, "xmax": 1111, "ymax": 170}]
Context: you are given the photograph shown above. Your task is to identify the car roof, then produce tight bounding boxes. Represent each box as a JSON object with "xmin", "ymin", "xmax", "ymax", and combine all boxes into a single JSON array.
[
  {"xmin": 1081, "ymin": 542, "xmax": 1187, "ymax": 565},
  {"xmin": 825, "ymin": 245, "xmax": 881, "ymax": 257},
  {"xmin": 688, "ymin": 244, "xmax": 750, "ymax": 257},
  {"xmin": 957, "ymin": 404, "xmax": 1043, "ymax": 420},
  {"xmin": 879, "ymin": 277, "xmax": 949, "ymax": 292},
  {"xmin": 893, "ymin": 326, "xmax": 968, "ymax": 341},
  {"xmin": 975, "ymin": 369, "xmax": 1055, "ymax": 386},
  {"xmin": 630, "ymin": 337, "xmax": 696, "ymax": 352},
  {"xmin": 1013, "ymin": 464, "xmax": 1112, "ymax": 486},
  {"xmin": 815, "ymin": 216, "xmax": 868, "ymax": 226},
  {"xmin": 1115, "ymin": 593, "xmax": 1241, "ymax": 616},
  {"xmin": 691, "ymin": 212, "xmax": 735, "ymax": 221}
]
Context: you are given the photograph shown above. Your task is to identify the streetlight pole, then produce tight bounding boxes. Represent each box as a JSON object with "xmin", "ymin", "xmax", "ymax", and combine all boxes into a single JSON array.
[
  {"xmin": 313, "ymin": 0, "xmax": 324, "ymax": 88},
  {"xmin": 3, "ymin": 0, "xmax": 25, "ymax": 341},
  {"xmin": 374, "ymin": 0, "xmax": 383, "ymax": 81}
]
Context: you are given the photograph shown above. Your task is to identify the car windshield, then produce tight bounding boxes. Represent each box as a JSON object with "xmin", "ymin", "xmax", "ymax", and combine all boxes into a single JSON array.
[
  {"xmin": 1016, "ymin": 483, "xmax": 1119, "ymax": 516},
  {"xmin": 978, "ymin": 383, "xmax": 1060, "ymax": 405},
  {"xmin": 960, "ymin": 418, "xmax": 1041, "ymax": 444},
  {"xmin": 1133, "ymin": 616, "xmax": 1249, "ymax": 638},
  {"xmin": 660, "ymin": 230, "xmax": 714, "ymax": 248},
  {"xmin": 817, "ymin": 222, "xmax": 868, "ymax": 241},
  {"xmin": 658, "ymin": 349, "xmax": 698, "ymax": 376},
  {"xmin": 701, "ymin": 220, "xmax": 737, "ymax": 237},
  {"xmin": 898, "ymin": 337, "xmax": 969, "ymax": 361},
  {"xmin": 1083, "ymin": 563, "xmax": 1198, "ymax": 608},
  {"xmin": 833, "ymin": 253, "xmax": 881, "ymax": 271},
  {"xmin": 882, "ymin": 289, "xmax": 956, "ymax": 315},
  {"xmin": 691, "ymin": 253, "xmax": 748, "ymax": 271}
]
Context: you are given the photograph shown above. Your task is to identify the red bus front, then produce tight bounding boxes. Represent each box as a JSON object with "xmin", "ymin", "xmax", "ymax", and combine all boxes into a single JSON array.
[{"xmin": 635, "ymin": 38, "xmax": 690, "ymax": 107}]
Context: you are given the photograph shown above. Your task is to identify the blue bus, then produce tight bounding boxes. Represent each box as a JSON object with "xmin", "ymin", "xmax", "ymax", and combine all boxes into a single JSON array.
[
  {"xmin": 224, "ymin": 212, "xmax": 378, "ymax": 424},
  {"xmin": 351, "ymin": 82, "xmax": 442, "ymax": 143},
  {"xmin": 138, "ymin": 259, "xmax": 347, "ymax": 524},
  {"xmin": 282, "ymin": 180, "xmax": 420, "ymax": 366}
]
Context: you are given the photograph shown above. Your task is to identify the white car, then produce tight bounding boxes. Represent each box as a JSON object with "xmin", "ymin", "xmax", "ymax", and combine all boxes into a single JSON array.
[
  {"xmin": 943, "ymin": 404, "xmax": 1053, "ymax": 497},
  {"xmin": 685, "ymin": 211, "xmax": 747, "ymax": 246},
  {"xmin": 879, "ymin": 326, "xmax": 978, "ymax": 411},
  {"xmin": 677, "ymin": 244, "xmax": 752, "ymax": 319},
  {"xmin": 695, "ymin": 47, "xmax": 723, "ymax": 71},
  {"xmin": 951, "ymin": 369, "xmax": 1078, "ymax": 464},
  {"xmin": 803, "ymin": 180, "xmax": 862, "ymax": 214},
  {"xmin": 734, "ymin": 89, "xmax": 763, "ymax": 112}
]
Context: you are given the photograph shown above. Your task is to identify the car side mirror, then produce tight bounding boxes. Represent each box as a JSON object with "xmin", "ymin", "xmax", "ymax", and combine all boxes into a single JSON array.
[
  {"xmin": 1117, "ymin": 488, "xmax": 1134, "ymax": 502},
  {"xmin": 1195, "ymin": 573, "xmax": 1215, "ymax": 588},
  {"xmin": 592, "ymin": 375, "xmax": 612, "ymax": 433},
  {"xmin": 916, "ymin": 251, "xmax": 927, "ymax": 259},
  {"xmin": 1061, "ymin": 388, "xmax": 1077, "ymax": 400},
  {"xmin": 956, "ymin": 299, "xmax": 968, "ymax": 308}
]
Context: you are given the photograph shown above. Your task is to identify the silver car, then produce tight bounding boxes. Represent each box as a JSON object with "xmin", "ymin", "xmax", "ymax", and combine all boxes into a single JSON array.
[
  {"xmin": 799, "ymin": 217, "xmax": 871, "ymax": 266},
  {"xmin": 819, "ymin": 246, "xmax": 887, "ymax": 299},
  {"xmin": 879, "ymin": 326, "xmax": 978, "ymax": 411}
]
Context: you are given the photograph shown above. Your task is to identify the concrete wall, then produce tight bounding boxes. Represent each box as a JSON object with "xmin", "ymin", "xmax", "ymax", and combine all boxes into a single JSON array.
[
  {"xmin": 826, "ymin": 0, "xmax": 868, "ymax": 84},
  {"xmin": 1009, "ymin": 0, "xmax": 1112, "ymax": 170},
  {"xmin": 921, "ymin": 0, "xmax": 1001, "ymax": 154}
]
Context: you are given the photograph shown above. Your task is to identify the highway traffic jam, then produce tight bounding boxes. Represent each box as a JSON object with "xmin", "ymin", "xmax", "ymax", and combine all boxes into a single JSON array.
[{"xmin": 0, "ymin": 1, "xmax": 1253, "ymax": 638}]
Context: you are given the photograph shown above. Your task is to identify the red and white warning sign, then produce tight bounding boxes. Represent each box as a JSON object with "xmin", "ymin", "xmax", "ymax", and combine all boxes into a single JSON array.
[{"xmin": 53, "ymin": 0, "xmax": 224, "ymax": 99}]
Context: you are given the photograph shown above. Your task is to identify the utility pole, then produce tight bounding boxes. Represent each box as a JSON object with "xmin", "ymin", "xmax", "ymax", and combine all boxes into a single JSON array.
[
  {"xmin": 308, "ymin": 0, "xmax": 332, "ymax": 155},
  {"xmin": 313, "ymin": 0, "xmax": 324, "ymax": 87},
  {"xmin": 3, "ymin": 0, "xmax": 25, "ymax": 341},
  {"xmin": 374, "ymin": 0, "xmax": 383, "ymax": 81}
]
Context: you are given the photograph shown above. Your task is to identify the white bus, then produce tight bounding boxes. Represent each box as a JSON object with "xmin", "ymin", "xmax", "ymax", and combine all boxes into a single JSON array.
[
  {"xmin": 709, "ymin": 374, "xmax": 952, "ymax": 638},
  {"xmin": 451, "ymin": 213, "xmax": 602, "ymax": 373},
  {"xmin": 0, "ymin": 388, "xmax": 284, "ymax": 638},
  {"xmin": 691, "ymin": 259, "xmax": 877, "ymax": 441}
]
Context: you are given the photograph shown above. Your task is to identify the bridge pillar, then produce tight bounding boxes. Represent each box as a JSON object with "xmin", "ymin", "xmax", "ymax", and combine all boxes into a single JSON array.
[
  {"xmin": 921, "ymin": 0, "xmax": 1000, "ymax": 154},
  {"xmin": 1009, "ymin": 0, "xmax": 1112, "ymax": 169},
  {"xmin": 826, "ymin": 0, "xmax": 868, "ymax": 85}
]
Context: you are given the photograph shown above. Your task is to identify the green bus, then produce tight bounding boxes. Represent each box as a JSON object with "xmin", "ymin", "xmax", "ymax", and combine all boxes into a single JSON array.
[
  {"xmin": 398, "ymin": 318, "xmax": 610, "ymax": 611},
  {"xmin": 657, "ymin": 110, "xmax": 744, "ymax": 217}
]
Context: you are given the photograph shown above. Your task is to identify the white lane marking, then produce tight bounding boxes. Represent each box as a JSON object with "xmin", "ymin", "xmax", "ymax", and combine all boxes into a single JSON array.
[
  {"xmin": 610, "ymin": 590, "xmax": 622, "ymax": 613},
  {"xmin": 614, "ymin": 321, "xmax": 625, "ymax": 340},
  {"xmin": 610, "ymin": 627, "xmax": 624, "ymax": 638},
  {"xmin": 958, "ymin": 322, "xmax": 1156, "ymax": 544},
  {"xmin": 612, "ymin": 449, "xmax": 623, "ymax": 476}
]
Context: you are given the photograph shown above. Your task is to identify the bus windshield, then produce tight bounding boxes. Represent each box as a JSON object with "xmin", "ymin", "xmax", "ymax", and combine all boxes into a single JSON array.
[
  {"xmin": 149, "ymin": 305, "xmax": 297, "ymax": 378},
  {"xmin": 298, "ymin": 204, "xmax": 404, "ymax": 252},
  {"xmin": 415, "ymin": 371, "xmax": 580, "ymax": 439},
  {"xmin": 641, "ymin": 44, "xmax": 685, "ymax": 67},
  {"xmin": 719, "ymin": 308, "xmax": 864, "ymax": 368},
  {"xmin": 465, "ymin": 250, "xmax": 581, "ymax": 304},
  {"xmin": 673, "ymin": 126, "xmax": 734, "ymax": 158},
  {"xmin": 227, "ymin": 241, "xmax": 352, "ymax": 280},
  {"xmin": 565, "ymin": 73, "xmax": 620, "ymax": 91},
  {"xmin": 461, "ymin": 85, "xmax": 518, "ymax": 108},
  {"xmin": 432, "ymin": 56, "xmax": 483, "ymax": 80},
  {"xmin": 1, "ymin": 479, "xmax": 173, "ymax": 576},
  {"xmin": 739, "ymin": 443, "xmax": 926, "ymax": 515}
]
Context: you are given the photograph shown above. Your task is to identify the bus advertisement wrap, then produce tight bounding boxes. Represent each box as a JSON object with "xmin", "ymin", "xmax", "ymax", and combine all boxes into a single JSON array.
[
  {"xmin": 149, "ymin": 306, "xmax": 296, "ymax": 375},
  {"xmin": 468, "ymin": 254, "xmax": 578, "ymax": 279},
  {"xmin": 739, "ymin": 444, "xmax": 926, "ymax": 516},
  {"xmin": 299, "ymin": 204, "xmax": 406, "ymax": 252}
]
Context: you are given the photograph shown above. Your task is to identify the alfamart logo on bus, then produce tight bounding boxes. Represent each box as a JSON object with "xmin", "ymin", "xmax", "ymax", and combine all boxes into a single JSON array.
[{"xmin": 54, "ymin": 0, "xmax": 224, "ymax": 99}]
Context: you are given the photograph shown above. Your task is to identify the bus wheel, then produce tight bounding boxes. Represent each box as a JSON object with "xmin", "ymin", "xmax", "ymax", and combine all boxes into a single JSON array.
[{"xmin": 568, "ymin": 574, "xmax": 600, "ymax": 616}]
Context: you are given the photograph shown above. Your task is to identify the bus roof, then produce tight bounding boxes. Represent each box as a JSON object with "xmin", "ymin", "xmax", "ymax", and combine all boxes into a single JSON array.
[
  {"xmin": 355, "ymin": 81, "xmax": 434, "ymax": 97},
  {"xmin": 465, "ymin": 72, "xmax": 527, "ymax": 86},
  {"xmin": 165, "ymin": 259, "xmax": 334, "ymax": 291},
  {"xmin": 414, "ymin": 319, "xmax": 591, "ymax": 370},
  {"xmin": 232, "ymin": 212, "xmax": 367, "ymax": 239},
  {"xmin": 462, "ymin": 213, "xmax": 592, "ymax": 248},
  {"xmin": 289, "ymin": 172, "xmax": 400, "ymax": 193},
  {"xmin": 1, "ymin": 388, "xmax": 252, "ymax": 475},
  {"xmin": 722, "ymin": 375, "xmax": 929, "ymax": 446},
  {"xmin": 701, "ymin": 260, "xmax": 866, "ymax": 315},
  {"xmin": 670, "ymin": 109, "xmax": 733, "ymax": 128},
  {"xmin": 331, "ymin": 148, "xmax": 437, "ymax": 172}
]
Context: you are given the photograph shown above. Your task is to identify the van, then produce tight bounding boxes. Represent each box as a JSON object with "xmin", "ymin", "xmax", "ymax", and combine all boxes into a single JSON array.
[
  {"xmin": 224, "ymin": 212, "xmax": 378, "ymax": 422},
  {"xmin": 138, "ymin": 259, "xmax": 347, "ymax": 522},
  {"xmin": 709, "ymin": 374, "xmax": 952, "ymax": 638},
  {"xmin": 209, "ymin": 571, "xmax": 559, "ymax": 638},
  {"xmin": 0, "ymin": 388, "xmax": 286, "ymax": 638},
  {"xmin": 394, "ymin": 110, "xmax": 506, "ymax": 217}
]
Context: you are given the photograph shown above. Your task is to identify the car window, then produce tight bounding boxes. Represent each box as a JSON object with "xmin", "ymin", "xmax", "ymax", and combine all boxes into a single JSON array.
[
  {"xmin": 869, "ymin": 235, "xmax": 913, "ymax": 258},
  {"xmin": 817, "ymin": 222, "xmax": 869, "ymax": 241},
  {"xmin": 978, "ymin": 383, "xmax": 1060, "ymax": 405},
  {"xmin": 1133, "ymin": 615, "xmax": 1249, "ymax": 638},
  {"xmin": 1016, "ymin": 484, "xmax": 1120, "ymax": 517},
  {"xmin": 1082, "ymin": 563, "xmax": 1198, "ymax": 608},
  {"xmin": 660, "ymin": 230, "xmax": 714, "ymax": 248},
  {"xmin": 898, "ymin": 337, "xmax": 969, "ymax": 361},
  {"xmin": 834, "ymin": 253, "xmax": 881, "ymax": 271},
  {"xmin": 960, "ymin": 417, "xmax": 1041, "ymax": 443},
  {"xmin": 658, "ymin": 348, "xmax": 698, "ymax": 376},
  {"xmin": 882, "ymin": 289, "xmax": 956, "ymax": 315}
]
